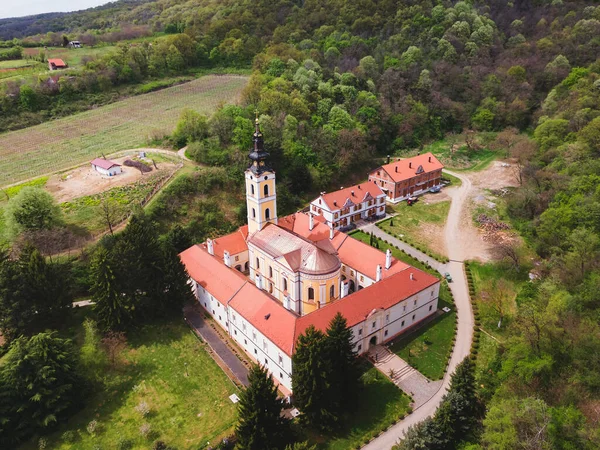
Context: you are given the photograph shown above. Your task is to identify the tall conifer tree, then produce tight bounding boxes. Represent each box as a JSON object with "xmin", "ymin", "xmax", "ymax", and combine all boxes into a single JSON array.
[
  {"xmin": 236, "ymin": 364, "xmax": 288, "ymax": 450},
  {"xmin": 91, "ymin": 247, "xmax": 132, "ymax": 330},
  {"xmin": 292, "ymin": 325, "xmax": 336, "ymax": 430},
  {"xmin": 325, "ymin": 312, "xmax": 360, "ymax": 412}
]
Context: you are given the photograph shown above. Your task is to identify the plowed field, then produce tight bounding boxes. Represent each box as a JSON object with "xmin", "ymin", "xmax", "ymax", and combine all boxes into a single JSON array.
[{"xmin": 0, "ymin": 74, "xmax": 248, "ymax": 187}]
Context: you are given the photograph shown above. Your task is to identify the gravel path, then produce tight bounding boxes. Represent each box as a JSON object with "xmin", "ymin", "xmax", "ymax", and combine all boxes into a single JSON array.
[{"xmin": 362, "ymin": 170, "xmax": 474, "ymax": 449}]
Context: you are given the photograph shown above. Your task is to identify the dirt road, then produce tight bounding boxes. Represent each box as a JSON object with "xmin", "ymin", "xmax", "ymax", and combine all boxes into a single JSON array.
[{"xmin": 362, "ymin": 170, "xmax": 474, "ymax": 449}]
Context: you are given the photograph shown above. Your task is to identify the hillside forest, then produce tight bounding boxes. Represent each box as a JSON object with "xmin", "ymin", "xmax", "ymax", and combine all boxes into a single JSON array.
[{"xmin": 1, "ymin": 0, "xmax": 600, "ymax": 448}]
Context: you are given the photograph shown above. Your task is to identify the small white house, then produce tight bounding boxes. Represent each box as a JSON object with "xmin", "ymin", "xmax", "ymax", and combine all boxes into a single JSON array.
[{"xmin": 91, "ymin": 158, "xmax": 122, "ymax": 176}]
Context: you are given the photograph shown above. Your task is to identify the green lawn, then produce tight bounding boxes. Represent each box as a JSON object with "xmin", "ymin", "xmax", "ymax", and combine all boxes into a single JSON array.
[
  {"xmin": 468, "ymin": 260, "xmax": 529, "ymax": 341},
  {"xmin": 0, "ymin": 74, "xmax": 248, "ymax": 187},
  {"xmin": 378, "ymin": 200, "xmax": 450, "ymax": 260},
  {"xmin": 441, "ymin": 171, "xmax": 462, "ymax": 187},
  {"xmin": 388, "ymin": 298, "xmax": 456, "ymax": 380},
  {"xmin": 319, "ymin": 362, "xmax": 411, "ymax": 450},
  {"xmin": 24, "ymin": 320, "xmax": 239, "ymax": 450},
  {"xmin": 0, "ymin": 59, "xmax": 37, "ymax": 69}
]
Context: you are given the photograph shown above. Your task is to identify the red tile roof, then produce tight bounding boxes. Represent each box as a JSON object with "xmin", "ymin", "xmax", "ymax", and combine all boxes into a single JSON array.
[
  {"xmin": 179, "ymin": 245, "xmax": 247, "ymax": 303},
  {"xmin": 48, "ymin": 58, "xmax": 67, "ymax": 67},
  {"xmin": 278, "ymin": 212, "xmax": 332, "ymax": 243},
  {"xmin": 229, "ymin": 283, "xmax": 298, "ymax": 355},
  {"xmin": 294, "ymin": 269, "xmax": 439, "ymax": 343},
  {"xmin": 91, "ymin": 158, "xmax": 121, "ymax": 170},
  {"xmin": 208, "ymin": 226, "xmax": 248, "ymax": 258},
  {"xmin": 376, "ymin": 153, "xmax": 443, "ymax": 183},
  {"xmin": 318, "ymin": 182, "xmax": 385, "ymax": 211},
  {"xmin": 334, "ymin": 234, "xmax": 409, "ymax": 280}
]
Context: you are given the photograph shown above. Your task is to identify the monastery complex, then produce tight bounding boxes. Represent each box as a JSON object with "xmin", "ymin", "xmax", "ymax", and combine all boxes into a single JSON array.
[{"xmin": 180, "ymin": 119, "xmax": 441, "ymax": 392}]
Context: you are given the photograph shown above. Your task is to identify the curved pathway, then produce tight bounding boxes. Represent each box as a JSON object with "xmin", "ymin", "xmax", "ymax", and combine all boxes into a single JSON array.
[{"xmin": 362, "ymin": 170, "xmax": 474, "ymax": 449}]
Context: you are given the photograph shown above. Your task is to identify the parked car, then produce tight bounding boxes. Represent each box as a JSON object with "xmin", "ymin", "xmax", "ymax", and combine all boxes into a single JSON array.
[
  {"xmin": 429, "ymin": 185, "xmax": 441, "ymax": 193},
  {"xmin": 444, "ymin": 272, "xmax": 453, "ymax": 282}
]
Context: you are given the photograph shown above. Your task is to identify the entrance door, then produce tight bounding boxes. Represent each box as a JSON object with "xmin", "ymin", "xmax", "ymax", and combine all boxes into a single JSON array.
[{"xmin": 369, "ymin": 335, "xmax": 377, "ymax": 347}]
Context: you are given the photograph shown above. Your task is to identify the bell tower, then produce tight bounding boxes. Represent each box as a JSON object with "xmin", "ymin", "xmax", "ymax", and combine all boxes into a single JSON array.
[{"xmin": 246, "ymin": 114, "xmax": 277, "ymax": 234}]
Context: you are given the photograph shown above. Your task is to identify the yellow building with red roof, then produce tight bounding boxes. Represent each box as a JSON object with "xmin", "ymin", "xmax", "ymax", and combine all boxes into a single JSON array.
[{"xmin": 179, "ymin": 118, "xmax": 440, "ymax": 393}]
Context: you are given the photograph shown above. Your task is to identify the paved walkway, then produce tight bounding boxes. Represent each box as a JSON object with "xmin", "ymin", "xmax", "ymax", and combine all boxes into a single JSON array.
[
  {"xmin": 368, "ymin": 345, "xmax": 442, "ymax": 408},
  {"xmin": 183, "ymin": 305, "xmax": 249, "ymax": 387},
  {"xmin": 359, "ymin": 222, "xmax": 444, "ymax": 273},
  {"xmin": 362, "ymin": 170, "xmax": 474, "ymax": 449}
]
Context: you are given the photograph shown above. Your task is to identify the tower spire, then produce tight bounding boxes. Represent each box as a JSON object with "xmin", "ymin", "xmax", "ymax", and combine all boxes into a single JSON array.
[{"xmin": 248, "ymin": 110, "xmax": 271, "ymax": 175}]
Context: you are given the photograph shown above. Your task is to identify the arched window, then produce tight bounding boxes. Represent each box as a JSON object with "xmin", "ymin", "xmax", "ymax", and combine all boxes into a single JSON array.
[
  {"xmin": 256, "ymin": 258, "xmax": 260, "ymax": 269},
  {"xmin": 264, "ymin": 184, "xmax": 269, "ymax": 197},
  {"xmin": 265, "ymin": 208, "xmax": 270, "ymax": 220},
  {"xmin": 269, "ymin": 266, "xmax": 273, "ymax": 278},
  {"xmin": 252, "ymin": 208, "xmax": 256, "ymax": 218},
  {"xmin": 251, "ymin": 185, "xmax": 255, "ymax": 195},
  {"xmin": 308, "ymin": 287, "xmax": 314, "ymax": 300},
  {"xmin": 330, "ymin": 285, "xmax": 335, "ymax": 299},
  {"xmin": 283, "ymin": 278, "xmax": 288, "ymax": 292}
]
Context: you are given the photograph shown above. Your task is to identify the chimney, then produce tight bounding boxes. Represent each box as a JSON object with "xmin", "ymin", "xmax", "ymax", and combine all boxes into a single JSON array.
[
  {"xmin": 351, "ymin": 190, "xmax": 355, "ymax": 197},
  {"xmin": 309, "ymin": 213, "xmax": 314, "ymax": 231},
  {"xmin": 376, "ymin": 264, "xmax": 382, "ymax": 282},
  {"xmin": 358, "ymin": 185, "xmax": 361, "ymax": 190},
  {"xmin": 207, "ymin": 239, "xmax": 214, "ymax": 255},
  {"xmin": 409, "ymin": 162, "xmax": 412, "ymax": 169},
  {"xmin": 385, "ymin": 249, "xmax": 392, "ymax": 270},
  {"xmin": 386, "ymin": 155, "xmax": 390, "ymax": 164},
  {"xmin": 255, "ymin": 273, "xmax": 262, "ymax": 290},
  {"xmin": 410, "ymin": 272, "xmax": 414, "ymax": 281},
  {"xmin": 395, "ymin": 166, "xmax": 398, "ymax": 173},
  {"xmin": 428, "ymin": 156, "xmax": 431, "ymax": 163},
  {"xmin": 223, "ymin": 250, "xmax": 231, "ymax": 267},
  {"xmin": 329, "ymin": 225, "xmax": 334, "ymax": 240}
]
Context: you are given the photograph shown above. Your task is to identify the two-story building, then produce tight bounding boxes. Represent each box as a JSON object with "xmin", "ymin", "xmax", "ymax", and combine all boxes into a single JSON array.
[
  {"xmin": 368, "ymin": 153, "xmax": 444, "ymax": 203},
  {"xmin": 310, "ymin": 182, "xmax": 386, "ymax": 229}
]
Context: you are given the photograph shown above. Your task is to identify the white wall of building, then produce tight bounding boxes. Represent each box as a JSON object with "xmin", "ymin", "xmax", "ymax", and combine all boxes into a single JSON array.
[
  {"xmin": 228, "ymin": 306, "xmax": 294, "ymax": 391},
  {"xmin": 191, "ymin": 275, "xmax": 440, "ymax": 393},
  {"xmin": 92, "ymin": 164, "xmax": 122, "ymax": 176}
]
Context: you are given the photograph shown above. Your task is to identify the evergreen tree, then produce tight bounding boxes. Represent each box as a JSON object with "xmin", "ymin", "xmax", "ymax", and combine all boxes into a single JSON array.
[
  {"xmin": 448, "ymin": 357, "xmax": 478, "ymax": 422},
  {"xmin": 236, "ymin": 364, "xmax": 288, "ymax": 450},
  {"xmin": 325, "ymin": 313, "xmax": 360, "ymax": 412},
  {"xmin": 292, "ymin": 325, "xmax": 336, "ymax": 431},
  {"xmin": 394, "ymin": 417, "xmax": 446, "ymax": 450},
  {"xmin": 163, "ymin": 224, "xmax": 192, "ymax": 253},
  {"xmin": 91, "ymin": 247, "xmax": 133, "ymax": 330},
  {"xmin": 285, "ymin": 442, "xmax": 317, "ymax": 450},
  {"xmin": 0, "ymin": 332, "xmax": 83, "ymax": 446},
  {"xmin": 0, "ymin": 249, "xmax": 34, "ymax": 342},
  {"xmin": 156, "ymin": 242, "xmax": 193, "ymax": 315}
]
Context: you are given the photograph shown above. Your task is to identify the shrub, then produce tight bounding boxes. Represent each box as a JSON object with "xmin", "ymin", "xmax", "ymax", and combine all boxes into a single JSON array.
[
  {"xmin": 135, "ymin": 400, "xmax": 151, "ymax": 417},
  {"xmin": 87, "ymin": 420, "xmax": 98, "ymax": 435},
  {"xmin": 140, "ymin": 423, "xmax": 152, "ymax": 439},
  {"xmin": 61, "ymin": 430, "xmax": 76, "ymax": 443}
]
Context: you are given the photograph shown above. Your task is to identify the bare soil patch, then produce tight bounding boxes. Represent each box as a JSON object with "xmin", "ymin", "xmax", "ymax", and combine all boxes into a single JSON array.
[
  {"xmin": 46, "ymin": 156, "xmax": 178, "ymax": 203},
  {"xmin": 454, "ymin": 161, "xmax": 520, "ymax": 262}
]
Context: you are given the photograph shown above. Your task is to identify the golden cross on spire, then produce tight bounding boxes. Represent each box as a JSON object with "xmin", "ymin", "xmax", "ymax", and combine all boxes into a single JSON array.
[{"xmin": 254, "ymin": 109, "xmax": 259, "ymax": 123}]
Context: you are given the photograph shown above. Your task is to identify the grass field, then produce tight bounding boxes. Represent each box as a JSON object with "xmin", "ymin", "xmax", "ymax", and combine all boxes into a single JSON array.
[
  {"xmin": 389, "ymin": 298, "xmax": 456, "ymax": 380},
  {"xmin": 322, "ymin": 362, "xmax": 411, "ymax": 450},
  {"xmin": 0, "ymin": 59, "xmax": 37, "ymax": 69},
  {"xmin": 379, "ymin": 200, "xmax": 450, "ymax": 260},
  {"xmin": 421, "ymin": 137, "xmax": 499, "ymax": 171},
  {"xmin": 24, "ymin": 320, "xmax": 239, "ymax": 450},
  {"xmin": 349, "ymin": 230, "xmax": 456, "ymax": 380},
  {"xmin": 23, "ymin": 46, "xmax": 118, "ymax": 69},
  {"xmin": 0, "ymin": 75, "xmax": 248, "ymax": 187}
]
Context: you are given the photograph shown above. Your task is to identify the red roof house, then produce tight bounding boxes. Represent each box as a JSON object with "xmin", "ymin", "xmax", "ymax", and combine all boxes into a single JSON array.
[{"xmin": 48, "ymin": 59, "xmax": 67, "ymax": 71}]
